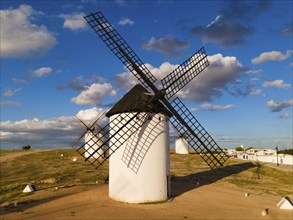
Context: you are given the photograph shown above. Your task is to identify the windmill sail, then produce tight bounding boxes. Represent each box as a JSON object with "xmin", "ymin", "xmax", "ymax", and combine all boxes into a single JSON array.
[
  {"xmin": 84, "ymin": 12, "xmax": 157, "ymax": 91},
  {"xmin": 76, "ymin": 110, "xmax": 151, "ymax": 169},
  {"xmin": 169, "ymin": 98, "xmax": 229, "ymax": 168},
  {"xmin": 161, "ymin": 47, "xmax": 209, "ymax": 100},
  {"xmin": 79, "ymin": 10, "xmax": 229, "ymax": 170}
]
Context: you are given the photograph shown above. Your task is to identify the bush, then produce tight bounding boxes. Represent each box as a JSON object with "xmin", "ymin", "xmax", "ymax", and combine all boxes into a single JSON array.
[
  {"xmin": 278, "ymin": 149, "xmax": 293, "ymax": 156},
  {"xmin": 235, "ymin": 146, "xmax": 243, "ymax": 151},
  {"xmin": 22, "ymin": 145, "xmax": 31, "ymax": 150}
]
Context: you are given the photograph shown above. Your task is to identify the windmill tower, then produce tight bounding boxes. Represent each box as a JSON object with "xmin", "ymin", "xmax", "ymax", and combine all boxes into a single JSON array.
[
  {"xmin": 84, "ymin": 127, "xmax": 106, "ymax": 159},
  {"xmin": 73, "ymin": 112, "xmax": 107, "ymax": 160},
  {"xmin": 106, "ymin": 84, "xmax": 172, "ymax": 202},
  {"xmin": 175, "ymin": 134, "xmax": 189, "ymax": 154},
  {"xmin": 74, "ymin": 11, "xmax": 229, "ymax": 204}
]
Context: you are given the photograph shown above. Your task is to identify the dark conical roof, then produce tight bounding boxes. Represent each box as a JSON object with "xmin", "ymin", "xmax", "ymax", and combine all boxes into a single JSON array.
[{"xmin": 106, "ymin": 84, "xmax": 172, "ymax": 117}]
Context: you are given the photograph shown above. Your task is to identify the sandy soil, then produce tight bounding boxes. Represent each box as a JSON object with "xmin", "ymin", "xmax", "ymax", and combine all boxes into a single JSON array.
[{"xmin": 1, "ymin": 180, "xmax": 292, "ymax": 220}]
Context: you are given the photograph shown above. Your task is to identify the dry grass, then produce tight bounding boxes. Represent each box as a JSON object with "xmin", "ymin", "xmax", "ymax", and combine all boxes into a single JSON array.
[{"xmin": 0, "ymin": 149, "xmax": 292, "ymax": 205}]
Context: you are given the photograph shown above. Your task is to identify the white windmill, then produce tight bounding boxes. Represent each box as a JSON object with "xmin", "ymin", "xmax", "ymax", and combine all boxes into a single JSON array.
[{"xmin": 74, "ymin": 11, "xmax": 229, "ymax": 204}]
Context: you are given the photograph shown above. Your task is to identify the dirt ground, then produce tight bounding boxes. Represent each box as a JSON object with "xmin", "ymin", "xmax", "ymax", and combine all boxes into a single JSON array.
[
  {"xmin": 1, "ymin": 150, "xmax": 292, "ymax": 220},
  {"xmin": 1, "ymin": 181, "xmax": 292, "ymax": 220}
]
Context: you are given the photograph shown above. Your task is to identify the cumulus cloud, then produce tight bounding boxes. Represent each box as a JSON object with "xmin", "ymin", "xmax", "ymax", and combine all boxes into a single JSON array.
[
  {"xmin": 263, "ymin": 80, "xmax": 290, "ymax": 89},
  {"xmin": 115, "ymin": 62, "xmax": 178, "ymax": 90},
  {"xmin": 115, "ymin": 54, "xmax": 247, "ymax": 102},
  {"xmin": 267, "ymin": 99, "xmax": 293, "ymax": 112},
  {"xmin": 142, "ymin": 35, "xmax": 189, "ymax": 57},
  {"xmin": 189, "ymin": 1, "xmax": 270, "ymax": 47},
  {"xmin": 58, "ymin": 75, "xmax": 106, "ymax": 91},
  {"xmin": 3, "ymin": 88, "xmax": 22, "ymax": 97},
  {"xmin": 59, "ymin": 13, "xmax": 87, "ymax": 31},
  {"xmin": 76, "ymin": 107, "xmax": 108, "ymax": 127},
  {"xmin": 201, "ymin": 103, "xmax": 235, "ymax": 111},
  {"xmin": 0, "ymin": 108, "xmax": 108, "ymax": 149},
  {"xmin": 118, "ymin": 17, "xmax": 134, "ymax": 26},
  {"xmin": 0, "ymin": 4, "xmax": 56, "ymax": 58},
  {"xmin": 71, "ymin": 83, "xmax": 116, "ymax": 105},
  {"xmin": 32, "ymin": 67, "xmax": 52, "ymax": 78},
  {"xmin": 177, "ymin": 53, "xmax": 248, "ymax": 102},
  {"xmin": 252, "ymin": 50, "xmax": 293, "ymax": 64}
]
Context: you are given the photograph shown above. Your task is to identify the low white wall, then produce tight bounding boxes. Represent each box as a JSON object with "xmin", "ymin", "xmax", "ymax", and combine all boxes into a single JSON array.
[{"xmin": 236, "ymin": 154, "xmax": 293, "ymax": 165}]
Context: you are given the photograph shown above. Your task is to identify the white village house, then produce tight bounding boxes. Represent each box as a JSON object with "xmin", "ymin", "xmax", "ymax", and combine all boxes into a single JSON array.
[{"xmin": 227, "ymin": 149, "xmax": 293, "ymax": 165}]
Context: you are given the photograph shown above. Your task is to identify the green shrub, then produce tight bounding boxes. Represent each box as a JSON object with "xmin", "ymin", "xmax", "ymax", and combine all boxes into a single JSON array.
[{"xmin": 22, "ymin": 145, "xmax": 31, "ymax": 150}]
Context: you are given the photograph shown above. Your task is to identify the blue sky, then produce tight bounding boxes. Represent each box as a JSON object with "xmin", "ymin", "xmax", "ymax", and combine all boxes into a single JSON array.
[{"xmin": 1, "ymin": 0, "xmax": 292, "ymax": 150}]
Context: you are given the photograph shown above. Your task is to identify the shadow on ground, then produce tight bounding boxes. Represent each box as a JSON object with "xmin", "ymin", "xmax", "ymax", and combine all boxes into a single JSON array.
[
  {"xmin": 0, "ymin": 186, "xmax": 89, "ymax": 215},
  {"xmin": 171, "ymin": 162, "xmax": 255, "ymax": 197}
]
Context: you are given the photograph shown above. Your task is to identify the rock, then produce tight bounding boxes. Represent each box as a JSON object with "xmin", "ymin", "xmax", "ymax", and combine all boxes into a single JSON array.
[
  {"xmin": 72, "ymin": 157, "xmax": 78, "ymax": 162},
  {"xmin": 245, "ymin": 193, "xmax": 250, "ymax": 197},
  {"xmin": 261, "ymin": 208, "xmax": 269, "ymax": 216}
]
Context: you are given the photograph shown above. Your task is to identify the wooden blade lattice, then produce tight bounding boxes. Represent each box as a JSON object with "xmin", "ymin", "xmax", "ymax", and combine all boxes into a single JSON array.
[
  {"xmin": 161, "ymin": 47, "xmax": 209, "ymax": 100},
  {"xmin": 169, "ymin": 98, "xmax": 229, "ymax": 169},
  {"xmin": 84, "ymin": 12, "xmax": 157, "ymax": 90},
  {"xmin": 76, "ymin": 111, "xmax": 151, "ymax": 169}
]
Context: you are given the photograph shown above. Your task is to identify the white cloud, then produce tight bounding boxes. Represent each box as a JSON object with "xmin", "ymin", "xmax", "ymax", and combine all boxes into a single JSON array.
[
  {"xmin": 280, "ymin": 112, "xmax": 293, "ymax": 119},
  {"xmin": 59, "ymin": 13, "xmax": 87, "ymax": 31},
  {"xmin": 118, "ymin": 17, "xmax": 134, "ymax": 26},
  {"xmin": 142, "ymin": 35, "xmax": 189, "ymax": 57},
  {"xmin": 32, "ymin": 67, "xmax": 52, "ymax": 77},
  {"xmin": 0, "ymin": 108, "xmax": 108, "ymax": 149},
  {"xmin": 267, "ymin": 99, "xmax": 293, "ymax": 112},
  {"xmin": 0, "ymin": 4, "xmax": 56, "ymax": 58},
  {"xmin": 263, "ymin": 80, "xmax": 290, "ymax": 89},
  {"xmin": 0, "ymin": 100, "xmax": 21, "ymax": 107},
  {"xmin": 76, "ymin": 107, "xmax": 108, "ymax": 127},
  {"xmin": 250, "ymin": 89, "xmax": 262, "ymax": 95},
  {"xmin": 3, "ymin": 88, "xmax": 22, "ymax": 97},
  {"xmin": 115, "ymin": 54, "xmax": 247, "ymax": 102},
  {"xmin": 12, "ymin": 78, "xmax": 29, "ymax": 84},
  {"xmin": 71, "ymin": 83, "xmax": 116, "ymax": 105},
  {"xmin": 177, "ymin": 54, "xmax": 247, "ymax": 102},
  {"xmin": 115, "ymin": 62, "xmax": 178, "ymax": 90},
  {"xmin": 252, "ymin": 50, "xmax": 293, "ymax": 64},
  {"xmin": 0, "ymin": 116, "xmax": 79, "ymax": 149},
  {"xmin": 201, "ymin": 103, "xmax": 235, "ymax": 111}
]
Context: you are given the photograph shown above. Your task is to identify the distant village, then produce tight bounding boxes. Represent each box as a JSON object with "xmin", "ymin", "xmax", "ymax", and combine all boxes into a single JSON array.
[{"xmin": 227, "ymin": 147, "xmax": 293, "ymax": 166}]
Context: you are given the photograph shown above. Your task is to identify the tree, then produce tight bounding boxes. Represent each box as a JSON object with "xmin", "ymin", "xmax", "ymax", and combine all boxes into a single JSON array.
[
  {"xmin": 235, "ymin": 146, "xmax": 243, "ymax": 151},
  {"xmin": 22, "ymin": 145, "xmax": 31, "ymax": 150}
]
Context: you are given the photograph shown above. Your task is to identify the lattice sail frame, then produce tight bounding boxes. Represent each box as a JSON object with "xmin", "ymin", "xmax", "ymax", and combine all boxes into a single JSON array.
[
  {"xmin": 77, "ymin": 11, "xmax": 229, "ymax": 169},
  {"xmin": 170, "ymin": 98, "xmax": 229, "ymax": 168},
  {"xmin": 161, "ymin": 47, "xmax": 209, "ymax": 100},
  {"xmin": 84, "ymin": 12, "xmax": 157, "ymax": 90},
  {"xmin": 76, "ymin": 111, "xmax": 152, "ymax": 169}
]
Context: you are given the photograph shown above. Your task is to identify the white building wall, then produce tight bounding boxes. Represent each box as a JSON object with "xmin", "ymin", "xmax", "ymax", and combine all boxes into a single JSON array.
[
  {"xmin": 237, "ymin": 153, "xmax": 293, "ymax": 165},
  {"xmin": 109, "ymin": 112, "xmax": 170, "ymax": 203}
]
